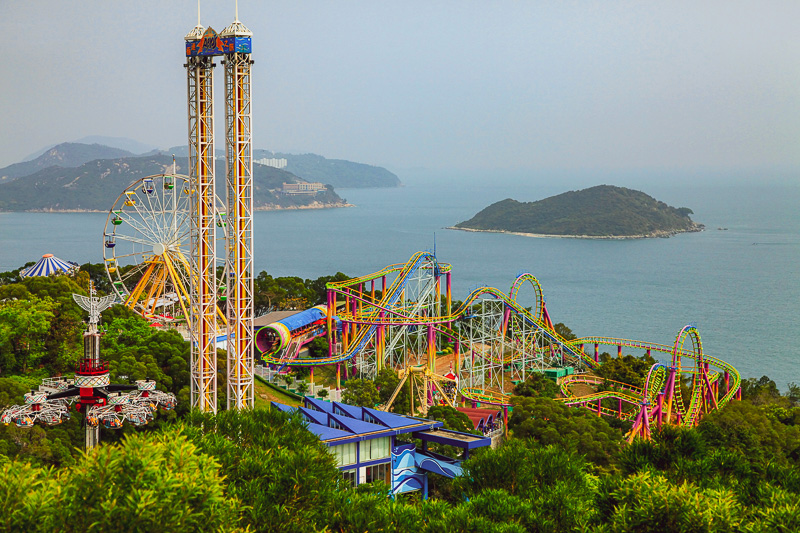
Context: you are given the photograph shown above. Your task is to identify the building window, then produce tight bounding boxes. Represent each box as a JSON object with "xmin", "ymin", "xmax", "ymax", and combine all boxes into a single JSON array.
[
  {"xmin": 341, "ymin": 469, "xmax": 357, "ymax": 488},
  {"xmin": 364, "ymin": 462, "xmax": 390, "ymax": 485},
  {"xmin": 328, "ymin": 442, "xmax": 356, "ymax": 466},
  {"xmin": 361, "ymin": 437, "xmax": 390, "ymax": 462}
]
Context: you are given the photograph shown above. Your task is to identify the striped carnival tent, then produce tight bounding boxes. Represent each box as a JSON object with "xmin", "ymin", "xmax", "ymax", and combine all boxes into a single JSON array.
[{"xmin": 20, "ymin": 254, "xmax": 80, "ymax": 278}]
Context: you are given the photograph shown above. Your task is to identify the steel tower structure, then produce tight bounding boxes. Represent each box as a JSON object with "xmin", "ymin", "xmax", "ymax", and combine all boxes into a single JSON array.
[
  {"xmin": 221, "ymin": 14, "xmax": 255, "ymax": 410},
  {"xmin": 185, "ymin": 20, "xmax": 218, "ymax": 413},
  {"xmin": 184, "ymin": 3, "xmax": 255, "ymax": 412}
]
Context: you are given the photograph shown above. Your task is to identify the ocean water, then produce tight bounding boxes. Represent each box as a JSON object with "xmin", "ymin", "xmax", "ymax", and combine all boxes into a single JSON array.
[{"xmin": 1, "ymin": 172, "xmax": 798, "ymax": 387}]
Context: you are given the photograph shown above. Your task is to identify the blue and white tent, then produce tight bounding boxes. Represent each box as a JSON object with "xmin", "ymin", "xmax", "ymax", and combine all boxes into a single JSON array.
[{"xmin": 20, "ymin": 254, "xmax": 80, "ymax": 278}]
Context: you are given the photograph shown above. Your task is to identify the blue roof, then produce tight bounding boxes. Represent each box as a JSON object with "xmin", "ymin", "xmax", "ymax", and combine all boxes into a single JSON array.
[
  {"xmin": 270, "ymin": 402, "xmax": 295, "ymax": 413},
  {"xmin": 270, "ymin": 398, "xmax": 447, "ymax": 445},
  {"xmin": 298, "ymin": 407, "xmax": 328, "ymax": 426},
  {"xmin": 305, "ymin": 397, "xmax": 334, "ymax": 413},
  {"xmin": 364, "ymin": 408, "xmax": 426, "ymax": 430},
  {"xmin": 332, "ymin": 402, "xmax": 362, "ymax": 419},
  {"xmin": 306, "ymin": 422, "xmax": 352, "ymax": 441},
  {"xmin": 329, "ymin": 412, "xmax": 387, "ymax": 435}
]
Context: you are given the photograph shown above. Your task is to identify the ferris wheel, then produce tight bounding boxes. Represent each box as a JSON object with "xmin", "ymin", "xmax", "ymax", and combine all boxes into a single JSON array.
[{"xmin": 103, "ymin": 173, "xmax": 225, "ymax": 323}]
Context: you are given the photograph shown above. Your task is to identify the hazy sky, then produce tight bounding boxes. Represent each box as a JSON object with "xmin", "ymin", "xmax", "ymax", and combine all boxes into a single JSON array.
[{"xmin": 1, "ymin": 1, "xmax": 798, "ymax": 175}]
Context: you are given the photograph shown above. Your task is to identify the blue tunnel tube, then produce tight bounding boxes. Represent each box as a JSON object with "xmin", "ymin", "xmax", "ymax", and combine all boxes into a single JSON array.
[{"xmin": 255, "ymin": 305, "xmax": 341, "ymax": 355}]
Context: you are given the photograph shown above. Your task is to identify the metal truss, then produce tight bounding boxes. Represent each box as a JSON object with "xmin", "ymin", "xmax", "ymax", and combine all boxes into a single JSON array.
[
  {"xmin": 223, "ymin": 49, "xmax": 255, "ymax": 410},
  {"xmin": 187, "ymin": 54, "xmax": 218, "ymax": 413}
]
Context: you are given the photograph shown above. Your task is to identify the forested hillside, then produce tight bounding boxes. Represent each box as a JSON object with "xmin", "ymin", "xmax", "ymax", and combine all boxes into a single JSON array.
[
  {"xmin": 0, "ymin": 143, "xmax": 135, "ymax": 183},
  {"xmin": 0, "ymin": 153, "xmax": 346, "ymax": 211},
  {"xmin": 455, "ymin": 185, "xmax": 702, "ymax": 237},
  {"xmin": 1, "ymin": 264, "xmax": 799, "ymax": 532}
]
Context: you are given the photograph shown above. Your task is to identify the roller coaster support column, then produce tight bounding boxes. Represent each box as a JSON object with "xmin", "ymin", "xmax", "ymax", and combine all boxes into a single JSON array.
[
  {"xmin": 617, "ymin": 345, "xmax": 622, "ymax": 358},
  {"xmin": 377, "ymin": 311, "xmax": 385, "ymax": 372},
  {"xmin": 664, "ymin": 367, "xmax": 678, "ymax": 424},
  {"xmin": 446, "ymin": 272, "xmax": 452, "ymax": 319},
  {"xmin": 326, "ymin": 291, "xmax": 334, "ymax": 360},
  {"xmin": 656, "ymin": 393, "xmax": 664, "ymax": 428},
  {"xmin": 186, "ymin": 26, "xmax": 218, "ymax": 414},
  {"xmin": 594, "ymin": 343, "xmax": 599, "ymax": 363},
  {"xmin": 427, "ymin": 325, "xmax": 435, "ymax": 373},
  {"xmin": 222, "ymin": 16, "xmax": 255, "ymax": 411}
]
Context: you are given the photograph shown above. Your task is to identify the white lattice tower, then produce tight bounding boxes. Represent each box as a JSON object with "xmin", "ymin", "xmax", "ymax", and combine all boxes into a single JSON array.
[
  {"xmin": 381, "ymin": 259, "xmax": 439, "ymax": 374},
  {"xmin": 222, "ymin": 16, "xmax": 255, "ymax": 410},
  {"xmin": 186, "ymin": 25, "xmax": 218, "ymax": 414}
]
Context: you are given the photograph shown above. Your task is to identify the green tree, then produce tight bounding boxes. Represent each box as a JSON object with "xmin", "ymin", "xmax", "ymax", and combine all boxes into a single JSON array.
[
  {"xmin": 553, "ymin": 322, "xmax": 576, "ymax": 341},
  {"xmin": 187, "ymin": 409, "xmax": 342, "ymax": 533},
  {"xmin": 698, "ymin": 400, "xmax": 800, "ymax": 465},
  {"xmin": 0, "ymin": 429, "xmax": 239, "ymax": 533},
  {"xmin": 308, "ymin": 335, "xmax": 329, "ymax": 358},
  {"xmin": 513, "ymin": 372, "xmax": 560, "ymax": 398},
  {"xmin": 509, "ymin": 396, "xmax": 622, "ymax": 467},
  {"xmin": 342, "ymin": 378, "xmax": 380, "ymax": 407},
  {"xmin": 599, "ymin": 471, "xmax": 744, "ymax": 532},
  {"xmin": 427, "ymin": 405, "xmax": 476, "ymax": 434},
  {"xmin": 373, "ymin": 368, "xmax": 410, "ymax": 413},
  {"xmin": 596, "ymin": 353, "xmax": 656, "ymax": 389},
  {"xmin": 454, "ymin": 440, "xmax": 598, "ymax": 532},
  {"xmin": 0, "ymin": 296, "xmax": 57, "ymax": 372}
]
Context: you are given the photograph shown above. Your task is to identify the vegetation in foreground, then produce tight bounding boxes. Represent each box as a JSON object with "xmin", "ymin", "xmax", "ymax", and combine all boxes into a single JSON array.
[{"xmin": 1, "ymin": 266, "xmax": 800, "ymax": 532}]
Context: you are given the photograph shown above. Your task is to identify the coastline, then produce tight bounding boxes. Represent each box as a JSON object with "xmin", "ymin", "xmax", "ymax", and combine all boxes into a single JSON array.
[
  {"xmin": 5, "ymin": 202, "xmax": 354, "ymax": 214},
  {"xmin": 254, "ymin": 201, "xmax": 354, "ymax": 211},
  {"xmin": 446, "ymin": 225, "xmax": 704, "ymax": 240}
]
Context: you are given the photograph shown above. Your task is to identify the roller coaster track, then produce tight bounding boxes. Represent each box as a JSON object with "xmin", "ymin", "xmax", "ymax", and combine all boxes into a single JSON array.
[
  {"xmin": 559, "ymin": 330, "xmax": 741, "ymax": 432},
  {"xmin": 259, "ymin": 251, "xmax": 741, "ymax": 431},
  {"xmin": 263, "ymin": 255, "xmax": 585, "ymax": 371}
]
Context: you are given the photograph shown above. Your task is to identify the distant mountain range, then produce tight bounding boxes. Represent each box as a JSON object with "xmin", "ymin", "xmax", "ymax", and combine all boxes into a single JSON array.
[
  {"xmin": 452, "ymin": 185, "xmax": 703, "ymax": 238},
  {"xmin": 167, "ymin": 146, "xmax": 401, "ymax": 189},
  {"xmin": 21, "ymin": 136, "xmax": 159, "ymax": 162},
  {"xmin": 0, "ymin": 148, "xmax": 340, "ymax": 212},
  {"xmin": 0, "ymin": 143, "xmax": 136, "ymax": 183},
  {"xmin": 0, "ymin": 141, "xmax": 400, "ymax": 212}
]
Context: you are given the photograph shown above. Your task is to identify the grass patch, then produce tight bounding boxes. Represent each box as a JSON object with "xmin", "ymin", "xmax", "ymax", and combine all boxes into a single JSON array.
[{"xmin": 254, "ymin": 377, "xmax": 301, "ymax": 409}]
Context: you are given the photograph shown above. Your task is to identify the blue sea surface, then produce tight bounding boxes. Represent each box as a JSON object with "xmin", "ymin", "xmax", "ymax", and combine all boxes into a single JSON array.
[{"xmin": 1, "ymin": 173, "xmax": 798, "ymax": 387}]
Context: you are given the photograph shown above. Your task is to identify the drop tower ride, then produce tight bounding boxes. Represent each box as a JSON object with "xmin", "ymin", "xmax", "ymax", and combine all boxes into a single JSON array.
[{"xmin": 184, "ymin": 2, "xmax": 254, "ymax": 412}]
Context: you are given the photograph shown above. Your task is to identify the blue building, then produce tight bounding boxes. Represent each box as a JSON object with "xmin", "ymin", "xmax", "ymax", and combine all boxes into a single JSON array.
[{"xmin": 271, "ymin": 397, "xmax": 491, "ymax": 496}]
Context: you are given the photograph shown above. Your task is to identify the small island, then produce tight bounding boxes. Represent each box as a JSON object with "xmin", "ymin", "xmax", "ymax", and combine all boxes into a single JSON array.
[{"xmin": 450, "ymin": 185, "xmax": 703, "ymax": 239}]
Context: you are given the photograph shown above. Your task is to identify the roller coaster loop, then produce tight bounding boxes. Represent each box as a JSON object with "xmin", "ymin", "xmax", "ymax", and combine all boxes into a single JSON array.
[{"xmin": 254, "ymin": 251, "xmax": 740, "ymax": 440}]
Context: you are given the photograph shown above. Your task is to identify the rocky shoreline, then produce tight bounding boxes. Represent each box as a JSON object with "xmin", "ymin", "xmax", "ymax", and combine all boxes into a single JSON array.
[
  {"xmin": 446, "ymin": 224, "xmax": 704, "ymax": 240},
  {"xmin": 10, "ymin": 202, "xmax": 354, "ymax": 213},
  {"xmin": 254, "ymin": 201, "xmax": 354, "ymax": 211}
]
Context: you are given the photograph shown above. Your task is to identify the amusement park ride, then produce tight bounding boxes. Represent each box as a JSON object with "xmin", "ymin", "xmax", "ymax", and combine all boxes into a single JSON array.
[
  {"xmin": 102, "ymin": 2, "xmax": 255, "ymax": 414},
  {"xmin": 3, "ymin": 2, "xmax": 742, "ymax": 444},
  {"xmin": 256, "ymin": 251, "xmax": 743, "ymax": 441},
  {"xmin": 0, "ymin": 283, "xmax": 176, "ymax": 449}
]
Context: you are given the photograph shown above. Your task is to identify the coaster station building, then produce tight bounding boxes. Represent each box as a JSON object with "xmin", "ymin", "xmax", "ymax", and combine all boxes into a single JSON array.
[{"xmin": 272, "ymin": 397, "xmax": 491, "ymax": 496}]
